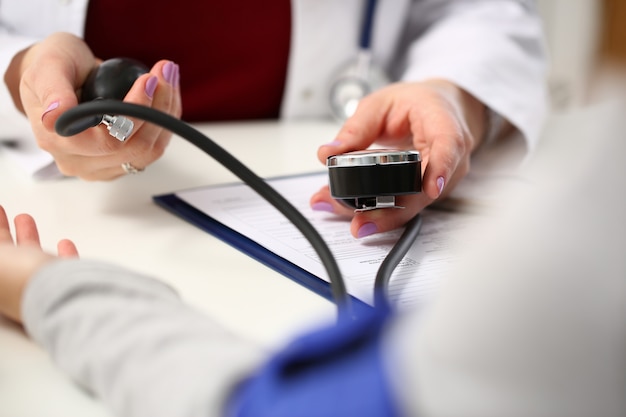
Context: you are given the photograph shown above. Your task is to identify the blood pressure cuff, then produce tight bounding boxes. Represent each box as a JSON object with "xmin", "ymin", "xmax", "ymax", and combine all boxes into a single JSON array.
[{"xmin": 228, "ymin": 305, "xmax": 399, "ymax": 417}]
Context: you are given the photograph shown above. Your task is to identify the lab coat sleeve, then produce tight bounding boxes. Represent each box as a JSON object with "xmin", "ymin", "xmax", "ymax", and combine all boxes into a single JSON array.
[
  {"xmin": 0, "ymin": 0, "xmax": 89, "ymax": 135},
  {"xmin": 21, "ymin": 259, "xmax": 267, "ymax": 417},
  {"xmin": 398, "ymin": 0, "xmax": 548, "ymax": 148},
  {"xmin": 0, "ymin": 31, "xmax": 59, "ymax": 178},
  {"xmin": 0, "ymin": 0, "xmax": 88, "ymax": 177}
]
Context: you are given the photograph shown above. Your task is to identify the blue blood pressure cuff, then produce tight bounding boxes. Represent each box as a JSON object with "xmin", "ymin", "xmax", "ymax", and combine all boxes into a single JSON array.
[{"xmin": 228, "ymin": 305, "xmax": 400, "ymax": 417}]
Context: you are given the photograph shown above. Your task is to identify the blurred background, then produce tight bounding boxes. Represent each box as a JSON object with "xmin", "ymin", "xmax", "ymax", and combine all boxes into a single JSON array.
[{"xmin": 537, "ymin": 0, "xmax": 626, "ymax": 111}]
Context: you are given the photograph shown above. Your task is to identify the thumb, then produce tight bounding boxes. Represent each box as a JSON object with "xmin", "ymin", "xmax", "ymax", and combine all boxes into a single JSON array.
[{"xmin": 20, "ymin": 37, "xmax": 97, "ymax": 132}]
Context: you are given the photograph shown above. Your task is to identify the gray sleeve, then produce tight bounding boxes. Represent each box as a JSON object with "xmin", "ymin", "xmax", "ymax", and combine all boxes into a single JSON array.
[{"xmin": 21, "ymin": 259, "xmax": 266, "ymax": 417}]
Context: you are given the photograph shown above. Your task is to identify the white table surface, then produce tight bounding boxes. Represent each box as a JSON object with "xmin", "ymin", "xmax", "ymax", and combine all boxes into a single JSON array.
[{"xmin": 0, "ymin": 119, "xmax": 344, "ymax": 417}]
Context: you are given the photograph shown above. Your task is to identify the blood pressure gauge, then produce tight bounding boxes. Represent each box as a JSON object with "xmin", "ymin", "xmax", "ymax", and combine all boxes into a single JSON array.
[{"xmin": 327, "ymin": 149, "xmax": 422, "ymax": 211}]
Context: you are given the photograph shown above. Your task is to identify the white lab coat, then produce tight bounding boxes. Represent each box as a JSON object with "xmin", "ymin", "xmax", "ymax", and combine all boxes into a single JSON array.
[{"xmin": 0, "ymin": 0, "xmax": 548, "ymax": 176}]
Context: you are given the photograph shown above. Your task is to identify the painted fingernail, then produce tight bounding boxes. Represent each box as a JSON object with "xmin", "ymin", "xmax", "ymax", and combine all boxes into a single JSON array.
[
  {"xmin": 324, "ymin": 140, "xmax": 342, "ymax": 147},
  {"xmin": 437, "ymin": 176, "xmax": 445, "ymax": 196},
  {"xmin": 173, "ymin": 64, "xmax": 180, "ymax": 88},
  {"xmin": 357, "ymin": 222, "xmax": 378, "ymax": 238},
  {"xmin": 145, "ymin": 76, "xmax": 158, "ymax": 98},
  {"xmin": 41, "ymin": 101, "xmax": 60, "ymax": 121},
  {"xmin": 311, "ymin": 202, "xmax": 334, "ymax": 213},
  {"xmin": 162, "ymin": 61, "xmax": 176, "ymax": 85}
]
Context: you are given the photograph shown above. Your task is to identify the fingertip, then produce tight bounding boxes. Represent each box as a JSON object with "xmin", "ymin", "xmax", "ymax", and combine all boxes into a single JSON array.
[
  {"xmin": 14, "ymin": 213, "xmax": 35, "ymax": 226},
  {"xmin": 148, "ymin": 60, "xmax": 178, "ymax": 87},
  {"xmin": 125, "ymin": 72, "xmax": 157, "ymax": 102},
  {"xmin": 317, "ymin": 139, "xmax": 342, "ymax": 162},
  {"xmin": 58, "ymin": 239, "xmax": 79, "ymax": 258},
  {"xmin": 40, "ymin": 86, "xmax": 84, "ymax": 134},
  {"xmin": 350, "ymin": 211, "xmax": 379, "ymax": 238},
  {"xmin": 350, "ymin": 194, "xmax": 428, "ymax": 238},
  {"xmin": 172, "ymin": 64, "xmax": 180, "ymax": 89},
  {"xmin": 40, "ymin": 98, "xmax": 72, "ymax": 132},
  {"xmin": 311, "ymin": 201, "xmax": 334, "ymax": 213},
  {"xmin": 424, "ymin": 175, "xmax": 445, "ymax": 200},
  {"xmin": 14, "ymin": 213, "xmax": 40, "ymax": 246},
  {"xmin": 429, "ymin": 177, "xmax": 447, "ymax": 200},
  {"xmin": 321, "ymin": 139, "xmax": 342, "ymax": 148},
  {"xmin": 310, "ymin": 186, "xmax": 354, "ymax": 217},
  {"xmin": 422, "ymin": 185, "xmax": 439, "ymax": 200},
  {"xmin": 355, "ymin": 222, "xmax": 378, "ymax": 238},
  {"xmin": 0, "ymin": 206, "xmax": 12, "ymax": 242},
  {"xmin": 422, "ymin": 164, "xmax": 447, "ymax": 200},
  {"xmin": 144, "ymin": 74, "xmax": 159, "ymax": 99},
  {"xmin": 41, "ymin": 101, "xmax": 60, "ymax": 121}
]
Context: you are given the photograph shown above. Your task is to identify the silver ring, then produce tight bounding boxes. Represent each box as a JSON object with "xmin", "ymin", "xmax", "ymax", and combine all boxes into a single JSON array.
[{"xmin": 121, "ymin": 162, "xmax": 144, "ymax": 175}]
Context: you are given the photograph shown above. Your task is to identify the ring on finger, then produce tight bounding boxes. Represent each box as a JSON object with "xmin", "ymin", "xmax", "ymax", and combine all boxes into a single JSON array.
[{"xmin": 121, "ymin": 162, "xmax": 144, "ymax": 175}]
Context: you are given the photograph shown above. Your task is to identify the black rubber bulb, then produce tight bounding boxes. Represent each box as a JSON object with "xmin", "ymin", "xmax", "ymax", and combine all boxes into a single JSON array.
[
  {"xmin": 81, "ymin": 57, "xmax": 149, "ymax": 102},
  {"xmin": 64, "ymin": 58, "xmax": 149, "ymax": 136}
]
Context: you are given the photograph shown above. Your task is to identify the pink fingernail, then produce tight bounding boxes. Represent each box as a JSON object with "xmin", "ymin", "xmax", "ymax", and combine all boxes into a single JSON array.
[
  {"xmin": 324, "ymin": 140, "xmax": 342, "ymax": 147},
  {"xmin": 311, "ymin": 202, "xmax": 334, "ymax": 213},
  {"xmin": 41, "ymin": 101, "xmax": 60, "ymax": 120},
  {"xmin": 145, "ymin": 76, "xmax": 158, "ymax": 98},
  {"xmin": 437, "ymin": 176, "xmax": 445, "ymax": 196},
  {"xmin": 162, "ymin": 61, "xmax": 176, "ymax": 85},
  {"xmin": 357, "ymin": 222, "xmax": 378, "ymax": 238},
  {"xmin": 173, "ymin": 64, "xmax": 180, "ymax": 88}
]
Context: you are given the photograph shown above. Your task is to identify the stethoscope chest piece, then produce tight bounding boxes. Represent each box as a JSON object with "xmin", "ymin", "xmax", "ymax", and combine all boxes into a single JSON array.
[
  {"xmin": 327, "ymin": 149, "xmax": 422, "ymax": 211},
  {"xmin": 327, "ymin": 0, "xmax": 388, "ymax": 121},
  {"xmin": 328, "ymin": 50, "xmax": 389, "ymax": 121}
]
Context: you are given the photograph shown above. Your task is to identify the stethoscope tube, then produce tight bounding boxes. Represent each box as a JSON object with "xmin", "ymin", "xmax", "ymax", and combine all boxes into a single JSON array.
[
  {"xmin": 55, "ymin": 100, "xmax": 354, "ymax": 319},
  {"xmin": 359, "ymin": 0, "xmax": 378, "ymax": 50},
  {"xmin": 328, "ymin": 0, "xmax": 388, "ymax": 121}
]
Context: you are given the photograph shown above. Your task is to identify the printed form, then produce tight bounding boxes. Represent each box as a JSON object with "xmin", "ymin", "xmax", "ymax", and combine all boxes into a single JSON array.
[{"xmin": 175, "ymin": 172, "xmax": 481, "ymax": 311}]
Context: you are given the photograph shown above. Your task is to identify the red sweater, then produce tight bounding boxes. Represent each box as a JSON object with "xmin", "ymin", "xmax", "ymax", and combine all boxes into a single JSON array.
[{"xmin": 84, "ymin": 1, "xmax": 291, "ymax": 122}]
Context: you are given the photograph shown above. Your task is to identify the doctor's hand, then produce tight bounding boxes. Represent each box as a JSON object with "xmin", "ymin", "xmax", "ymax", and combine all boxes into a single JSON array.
[
  {"xmin": 310, "ymin": 79, "xmax": 487, "ymax": 238},
  {"xmin": 4, "ymin": 32, "xmax": 181, "ymax": 181},
  {"xmin": 0, "ymin": 205, "xmax": 78, "ymax": 323}
]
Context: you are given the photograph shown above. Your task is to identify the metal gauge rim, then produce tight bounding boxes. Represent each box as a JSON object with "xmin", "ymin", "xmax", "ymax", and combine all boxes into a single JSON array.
[{"xmin": 327, "ymin": 149, "xmax": 421, "ymax": 167}]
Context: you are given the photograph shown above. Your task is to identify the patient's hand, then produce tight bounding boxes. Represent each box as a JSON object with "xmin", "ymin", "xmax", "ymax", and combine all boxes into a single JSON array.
[{"xmin": 0, "ymin": 205, "xmax": 78, "ymax": 323}]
